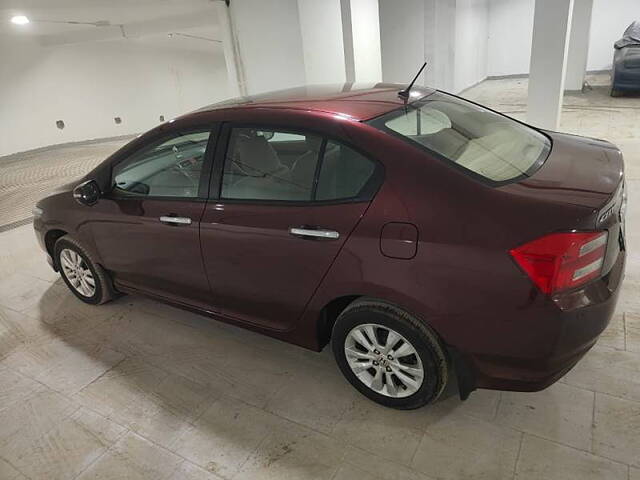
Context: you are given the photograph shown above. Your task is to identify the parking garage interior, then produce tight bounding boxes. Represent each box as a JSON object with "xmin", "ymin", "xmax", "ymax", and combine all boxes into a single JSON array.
[{"xmin": 1, "ymin": 1, "xmax": 639, "ymax": 479}]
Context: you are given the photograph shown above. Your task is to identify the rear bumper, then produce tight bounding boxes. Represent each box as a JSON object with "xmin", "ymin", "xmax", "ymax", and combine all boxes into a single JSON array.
[{"xmin": 467, "ymin": 249, "xmax": 625, "ymax": 393}]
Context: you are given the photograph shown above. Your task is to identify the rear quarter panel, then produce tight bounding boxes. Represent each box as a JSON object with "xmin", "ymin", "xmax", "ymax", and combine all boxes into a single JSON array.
[{"xmin": 298, "ymin": 123, "xmax": 598, "ymax": 355}]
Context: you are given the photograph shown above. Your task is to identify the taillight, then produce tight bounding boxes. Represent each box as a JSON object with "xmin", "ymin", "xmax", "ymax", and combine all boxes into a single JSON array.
[{"xmin": 509, "ymin": 231, "xmax": 608, "ymax": 294}]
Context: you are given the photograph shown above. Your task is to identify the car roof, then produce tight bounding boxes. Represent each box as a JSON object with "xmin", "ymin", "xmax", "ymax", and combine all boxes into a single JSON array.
[{"xmin": 193, "ymin": 83, "xmax": 436, "ymax": 122}]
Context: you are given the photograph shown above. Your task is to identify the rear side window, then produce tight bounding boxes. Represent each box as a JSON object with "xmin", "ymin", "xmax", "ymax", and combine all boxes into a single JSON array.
[
  {"xmin": 221, "ymin": 129, "xmax": 315, "ymax": 201},
  {"xmin": 317, "ymin": 141, "xmax": 376, "ymax": 201},
  {"xmin": 369, "ymin": 92, "xmax": 550, "ymax": 184},
  {"xmin": 220, "ymin": 128, "xmax": 379, "ymax": 202}
]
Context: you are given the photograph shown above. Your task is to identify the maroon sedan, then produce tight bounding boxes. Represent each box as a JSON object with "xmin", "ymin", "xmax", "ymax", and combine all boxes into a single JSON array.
[{"xmin": 33, "ymin": 84, "xmax": 626, "ymax": 409}]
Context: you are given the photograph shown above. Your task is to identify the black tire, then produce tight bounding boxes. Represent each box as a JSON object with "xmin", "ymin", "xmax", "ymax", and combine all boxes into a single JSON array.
[
  {"xmin": 332, "ymin": 298, "xmax": 448, "ymax": 409},
  {"xmin": 54, "ymin": 236, "xmax": 115, "ymax": 305}
]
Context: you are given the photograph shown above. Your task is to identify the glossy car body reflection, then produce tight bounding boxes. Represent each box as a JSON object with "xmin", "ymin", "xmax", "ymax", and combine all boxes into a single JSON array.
[{"xmin": 34, "ymin": 84, "xmax": 626, "ymax": 399}]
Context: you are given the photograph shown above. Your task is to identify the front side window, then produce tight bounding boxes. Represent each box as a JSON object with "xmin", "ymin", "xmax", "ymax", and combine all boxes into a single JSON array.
[
  {"xmin": 220, "ymin": 128, "xmax": 378, "ymax": 202},
  {"xmin": 113, "ymin": 130, "xmax": 211, "ymax": 198},
  {"xmin": 369, "ymin": 92, "xmax": 550, "ymax": 184}
]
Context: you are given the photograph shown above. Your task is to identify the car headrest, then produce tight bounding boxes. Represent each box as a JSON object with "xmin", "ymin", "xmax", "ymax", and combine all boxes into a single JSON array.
[
  {"xmin": 237, "ymin": 135, "xmax": 283, "ymax": 175},
  {"xmin": 305, "ymin": 135, "xmax": 323, "ymax": 152}
]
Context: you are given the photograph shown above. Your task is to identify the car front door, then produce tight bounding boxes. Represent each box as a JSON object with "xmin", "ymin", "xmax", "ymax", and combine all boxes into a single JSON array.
[
  {"xmin": 88, "ymin": 125, "xmax": 218, "ymax": 308},
  {"xmin": 200, "ymin": 125, "xmax": 382, "ymax": 331}
]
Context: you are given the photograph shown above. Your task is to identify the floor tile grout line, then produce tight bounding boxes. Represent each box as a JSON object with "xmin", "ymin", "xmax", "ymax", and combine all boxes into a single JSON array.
[
  {"xmin": 591, "ymin": 390, "xmax": 597, "ymax": 454},
  {"xmin": 347, "ymin": 443, "xmax": 438, "ymax": 480},
  {"xmin": 408, "ymin": 430, "xmax": 425, "ymax": 467},
  {"xmin": 521, "ymin": 430, "xmax": 632, "ymax": 470},
  {"xmin": 493, "ymin": 391, "xmax": 503, "ymax": 420},
  {"xmin": 511, "ymin": 432, "xmax": 525, "ymax": 480},
  {"xmin": 560, "ymin": 377, "xmax": 640, "ymax": 406},
  {"xmin": 0, "ymin": 451, "xmax": 34, "ymax": 480},
  {"xmin": 69, "ymin": 427, "xmax": 132, "ymax": 480},
  {"xmin": 0, "ymin": 366, "xmax": 86, "ymax": 436},
  {"xmin": 229, "ymin": 429, "xmax": 275, "ymax": 479},
  {"xmin": 623, "ymin": 312, "xmax": 628, "ymax": 351}
]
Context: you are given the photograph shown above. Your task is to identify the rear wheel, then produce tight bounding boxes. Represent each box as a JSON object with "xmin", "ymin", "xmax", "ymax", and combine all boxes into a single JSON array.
[
  {"xmin": 332, "ymin": 298, "xmax": 448, "ymax": 409},
  {"xmin": 54, "ymin": 236, "xmax": 115, "ymax": 305}
]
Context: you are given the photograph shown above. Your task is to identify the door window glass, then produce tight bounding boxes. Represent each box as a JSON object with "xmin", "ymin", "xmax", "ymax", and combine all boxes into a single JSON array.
[
  {"xmin": 220, "ymin": 128, "xmax": 378, "ymax": 202},
  {"xmin": 113, "ymin": 130, "xmax": 211, "ymax": 198},
  {"xmin": 221, "ymin": 128, "xmax": 322, "ymax": 201},
  {"xmin": 316, "ymin": 141, "xmax": 376, "ymax": 201}
]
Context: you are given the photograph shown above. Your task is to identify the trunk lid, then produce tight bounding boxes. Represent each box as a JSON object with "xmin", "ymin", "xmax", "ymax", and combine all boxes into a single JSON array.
[
  {"xmin": 502, "ymin": 131, "xmax": 626, "ymax": 280},
  {"xmin": 504, "ymin": 131, "xmax": 624, "ymax": 210}
]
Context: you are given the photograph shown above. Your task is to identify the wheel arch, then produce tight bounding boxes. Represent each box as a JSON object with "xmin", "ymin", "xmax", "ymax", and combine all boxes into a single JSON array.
[
  {"xmin": 45, "ymin": 229, "xmax": 68, "ymax": 269},
  {"xmin": 316, "ymin": 294, "xmax": 362, "ymax": 350},
  {"xmin": 315, "ymin": 294, "xmax": 477, "ymax": 401}
]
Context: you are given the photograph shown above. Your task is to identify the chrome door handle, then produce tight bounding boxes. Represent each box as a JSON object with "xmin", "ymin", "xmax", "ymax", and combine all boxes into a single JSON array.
[
  {"xmin": 159, "ymin": 215, "xmax": 192, "ymax": 226},
  {"xmin": 289, "ymin": 227, "xmax": 340, "ymax": 240}
]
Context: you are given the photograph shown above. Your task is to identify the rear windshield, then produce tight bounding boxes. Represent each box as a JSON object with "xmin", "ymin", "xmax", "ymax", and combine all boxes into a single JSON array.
[{"xmin": 368, "ymin": 92, "xmax": 551, "ymax": 184}]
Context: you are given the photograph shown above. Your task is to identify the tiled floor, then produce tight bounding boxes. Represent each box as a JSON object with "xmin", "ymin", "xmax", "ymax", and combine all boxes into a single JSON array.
[
  {"xmin": 0, "ymin": 137, "xmax": 132, "ymax": 231},
  {"xmin": 0, "ymin": 75, "xmax": 639, "ymax": 479}
]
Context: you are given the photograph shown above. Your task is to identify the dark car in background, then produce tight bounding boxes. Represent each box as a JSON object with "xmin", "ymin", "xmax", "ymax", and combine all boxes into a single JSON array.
[
  {"xmin": 612, "ymin": 21, "xmax": 640, "ymax": 96},
  {"xmin": 33, "ymin": 84, "xmax": 626, "ymax": 409}
]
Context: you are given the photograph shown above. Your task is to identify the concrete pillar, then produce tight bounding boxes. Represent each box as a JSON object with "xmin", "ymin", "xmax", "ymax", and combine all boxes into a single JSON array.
[
  {"xmin": 350, "ymin": 0, "xmax": 383, "ymax": 82},
  {"xmin": 340, "ymin": 0, "xmax": 356, "ymax": 83},
  {"xmin": 431, "ymin": 0, "xmax": 456, "ymax": 91},
  {"xmin": 565, "ymin": 0, "xmax": 594, "ymax": 92},
  {"xmin": 527, "ymin": 0, "xmax": 574, "ymax": 130}
]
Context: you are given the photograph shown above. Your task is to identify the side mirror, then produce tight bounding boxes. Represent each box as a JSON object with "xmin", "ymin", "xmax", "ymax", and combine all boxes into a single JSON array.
[{"xmin": 73, "ymin": 180, "xmax": 100, "ymax": 206}]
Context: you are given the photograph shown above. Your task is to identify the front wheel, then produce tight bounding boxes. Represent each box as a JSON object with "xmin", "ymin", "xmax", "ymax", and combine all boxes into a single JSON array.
[
  {"xmin": 54, "ymin": 236, "xmax": 115, "ymax": 305},
  {"xmin": 332, "ymin": 298, "xmax": 448, "ymax": 409}
]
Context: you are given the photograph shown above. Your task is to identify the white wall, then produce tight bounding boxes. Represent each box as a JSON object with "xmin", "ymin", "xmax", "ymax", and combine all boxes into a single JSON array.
[
  {"xmin": 230, "ymin": 0, "xmax": 307, "ymax": 94},
  {"xmin": 298, "ymin": 0, "xmax": 346, "ymax": 84},
  {"xmin": 350, "ymin": 0, "xmax": 383, "ymax": 82},
  {"xmin": 0, "ymin": 34, "xmax": 230, "ymax": 157},
  {"xmin": 487, "ymin": 0, "xmax": 535, "ymax": 77},
  {"xmin": 487, "ymin": 0, "xmax": 640, "ymax": 77},
  {"xmin": 379, "ymin": 0, "xmax": 426, "ymax": 84},
  {"xmin": 454, "ymin": 0, "xmax": 489, "ymax": 91},
  {"xmin": 379, "ymin": 0, "xmax": 488, "ymax": 92},
  {"xmin": 588, "ymin": 0, "xmax": 640, "ymax": 70}
]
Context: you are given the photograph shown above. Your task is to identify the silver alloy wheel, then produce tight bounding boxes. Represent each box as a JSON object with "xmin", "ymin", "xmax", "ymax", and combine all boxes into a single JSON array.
[
  {"xmin": 344, "ymin": 323, "xmax": 424, "ymax": 398},
  {"xmin": 59, "ymin": 248, "xmax": 96, "ymax": 298}
]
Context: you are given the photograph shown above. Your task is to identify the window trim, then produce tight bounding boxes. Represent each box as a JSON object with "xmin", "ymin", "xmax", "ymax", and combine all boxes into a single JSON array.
[
  {"xmin": 108, "ymin": 124, "xmax": 220, "ymax": 201},
  {"xmin": 210, "ymin": 122, "xmax": 384, "ymax": 206}
]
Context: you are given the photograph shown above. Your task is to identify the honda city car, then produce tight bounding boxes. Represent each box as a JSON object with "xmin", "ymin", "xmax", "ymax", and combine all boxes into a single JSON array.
[{"xmin": 34, "ymin": 83, "xmax": 626, "ymax": 409}]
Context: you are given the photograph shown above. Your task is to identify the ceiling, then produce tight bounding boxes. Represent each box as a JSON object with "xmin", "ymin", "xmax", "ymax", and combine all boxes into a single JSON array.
[{"xmin": 0, "ymin": 0, "xmax": 221, "ymax": 47}]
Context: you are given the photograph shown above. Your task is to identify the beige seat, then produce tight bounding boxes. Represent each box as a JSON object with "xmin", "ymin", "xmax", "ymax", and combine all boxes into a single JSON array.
[
  {"xmin": 455, "ymin": 127, "xmax": 543, "ymax": 181},
  {"xmin": 226, "ymin": 133, "xmax": 301, "ymax": 200}
]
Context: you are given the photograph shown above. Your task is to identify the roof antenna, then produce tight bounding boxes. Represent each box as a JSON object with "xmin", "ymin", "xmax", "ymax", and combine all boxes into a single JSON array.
[{"xmin": 398, "ymin": 62, "xmax": 427, "ymax": 100}]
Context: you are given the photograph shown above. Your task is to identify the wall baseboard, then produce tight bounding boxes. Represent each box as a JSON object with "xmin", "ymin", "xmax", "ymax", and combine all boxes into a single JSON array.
[
  {"xmin": 487, "ymin": 69, "xmax": 611, "ymax": 82},
  {"xmin": 457, "ymin": 77, "xmax": 489, "ymax": 96}
]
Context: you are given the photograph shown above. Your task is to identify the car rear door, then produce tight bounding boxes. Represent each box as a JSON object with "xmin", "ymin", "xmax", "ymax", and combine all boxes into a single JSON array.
[
  {"xmin": 88, "ymin": 124, "xmax": 218, "ymax": 308},
  {"xmin": 200, "ymin": 124, "xmax": 382, "ymax": 331}
]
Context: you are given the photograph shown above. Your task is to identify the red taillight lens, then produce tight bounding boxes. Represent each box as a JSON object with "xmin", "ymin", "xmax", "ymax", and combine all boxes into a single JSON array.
[{"xmin": 509, "ymin": 231, "xmax": 608, "ymax": 294}]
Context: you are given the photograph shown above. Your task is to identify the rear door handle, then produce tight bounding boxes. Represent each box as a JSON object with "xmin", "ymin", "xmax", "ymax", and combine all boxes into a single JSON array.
[
  {"xmin": 289, "ymin": 227, "xmax": 340, "ymax": 240},
  {"xmin": 159, "ymin": 215, "xmax": 192, "ymax": 226}
]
